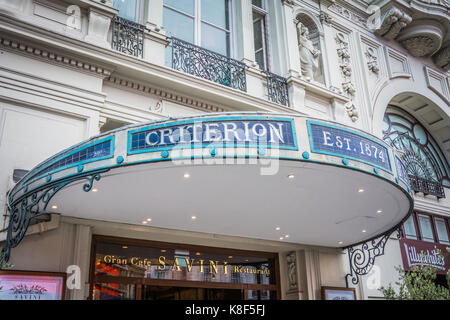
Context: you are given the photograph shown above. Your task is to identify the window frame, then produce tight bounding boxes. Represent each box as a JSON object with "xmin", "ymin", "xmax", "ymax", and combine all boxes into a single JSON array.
[
  {"xmin": 433, "ymin": 216, "xmax": 450, "ymax": 245},
  {"xmin": 163, "ymin": 0, "xmax": 233, "ymax": 57},
  {"xmin": 402, "ymin": 214, "xmax": 419, "ymax": 240},
  {"xmin": 251, "ymin": 0, "xmax": 270, "ymax": 71},
  {"xmin": 403, "ymin": 211, "xmax": 450, "ymax": 245}
]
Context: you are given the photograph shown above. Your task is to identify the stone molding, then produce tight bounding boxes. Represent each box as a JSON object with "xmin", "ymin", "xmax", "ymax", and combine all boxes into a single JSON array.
[
  {"xmin": 105, "ymin": 75, "xmax": 227, "ymax": 113},
  {"xmin": 0, "ymin": 36, "xmax": 113, "ymax": 77}
]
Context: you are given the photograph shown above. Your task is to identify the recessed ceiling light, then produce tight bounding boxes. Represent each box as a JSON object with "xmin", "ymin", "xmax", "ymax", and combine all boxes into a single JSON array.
[
  {"xmin": 275, "ymin": 227, "xmax": 281, "ymax": 231},
  {"xmin": 195, "ymin": 252, "xmax": 201, "ymax": 256},
  {"xmin": 191, "ymin": 216, "xmax": 197, "ymax": 220},
  {"xmin": 92, "ymin": 188, "xmax": 98, "ymax": 192},
  {"xmin": 122, "ymin": 245, "xmax": 128, "ymax": 249},
  {"xmin": 287, "ymin": 174, "xmax": 295, "ymax": 179},
  {"xmin": 228, "ymin": 256, "xmax": 233, "ymax": 259},
  {"xmin": 51, "ymin": 205, "xmax": 58, "ymax": 209},
  {"xmin": 161, "ymin": 249, "xmax": 167, "ymax": 253},
  {"xmin": 184, "ymin": 173, "xmax": 190, "ymax": 178},
  {"xmin": 338, "ymin": 241, "xmax": 343, "ymax": 245},
  {"xmin": 280, "ymin": 237, "xmax": 284, "ymax": 240},
  {"xmin": 142, "ymin": 221, "xmax": 148, "ymax": 224},
  {"xmin": 377, "ymin": 210, "xmax": 383, "ymax": 214},
  {"xmin": 358, "ymin": 188, "xmax": 365, "ymax": 193},
  {"xmin": 285, "ymin": 234, "xmax": 290, "ymax": 238},
  {"xmin": 147, "ymin": 218, "xmax": 152, "ymax": 222},
  {"xmin": 362, "ymin": 229, "xmax": 367, "ymax": 233}
]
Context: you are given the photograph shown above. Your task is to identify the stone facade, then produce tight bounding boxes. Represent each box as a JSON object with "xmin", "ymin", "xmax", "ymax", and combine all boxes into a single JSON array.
[{"xmin": 0, "ymin": 0, "xmax": 448, "ymax": 300}]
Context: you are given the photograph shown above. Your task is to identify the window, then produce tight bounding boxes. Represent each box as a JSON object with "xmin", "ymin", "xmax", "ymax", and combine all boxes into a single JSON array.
[
  {"xmin": 403, "ymin": 215, "xmax": 418, "ymax": 240},
  {"xmin": 434, "ymin": 217, "xmax": 450, "ymax": 245},
  {"xmin": 163, "ymin": 0, "xmax": 230, "ymax": 56},
  {"xmin": 113, "ymin": 0, "xmax": 143, "ymax": 22},
  {"xmin": 418, "ymin": 214, "xmax": 435, "ymax": 242},
  {"xmin": 252, "ymin": 0, "xmax": 269, "ymax": 70}
]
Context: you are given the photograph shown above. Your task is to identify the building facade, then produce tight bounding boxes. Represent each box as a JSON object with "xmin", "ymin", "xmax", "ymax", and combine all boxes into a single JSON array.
[{"xmin": 0, "ymin": 0, "xmax": 448, "ymax": 300}]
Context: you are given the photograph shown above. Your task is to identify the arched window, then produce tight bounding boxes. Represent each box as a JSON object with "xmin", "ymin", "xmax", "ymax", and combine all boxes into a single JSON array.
[{"xmin": 383, "ymin": 106, "xmax": 449, "ymax": 198}]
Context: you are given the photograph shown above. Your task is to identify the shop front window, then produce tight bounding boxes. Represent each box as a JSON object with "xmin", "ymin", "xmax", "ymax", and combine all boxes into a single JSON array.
[{"xmin": 91, "ymin": 236, "xmax": 279, "ymax": 300}]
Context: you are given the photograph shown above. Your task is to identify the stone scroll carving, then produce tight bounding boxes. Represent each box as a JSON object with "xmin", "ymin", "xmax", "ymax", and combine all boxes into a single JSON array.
[
  {"xmin": 335, "ymin": 33, "xmax": 355, "ymax": 97},
  {"xmin": 297, "ymin": 23, "xmax": 321, "ymax": 82},
  {"xmin": 375, "ymin": 7, "xmax": 412, "ymax": 41}
]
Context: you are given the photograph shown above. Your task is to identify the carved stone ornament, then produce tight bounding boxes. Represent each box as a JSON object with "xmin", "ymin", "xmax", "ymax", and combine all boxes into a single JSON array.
[
  {"xmin": 375, "ymin": 7, "xmax": 412, "ymax": 40},
  {"xmin": 298, "ymin": 23, "xmax": 321, "ymax": 81},
  {"xmin": 365, "ymin": 47, "xmax": 380, "ymax": 74},
  {"xmin": 281, "ymin": 0, "xmax": 296, "ymax": 6},
  {"xmin": 319, "ymin": 12, "xmax": 332, "ymax": 25},
  {"xmin": 397, "ymin": 22, "xmax": 444, "ymax": 57},
  {"xmin": 335, "ymin": 33, "xmax": 355, "ymax": 96},
  {"xmin": 433, "ymin": 44, "xmax": 450, "ymax": 71},
  {"xmin": 345, "ymin": 102, "xmax": 359, "ymax": 122},
  {"xmin": 286, "ymin": 252, "xmax": 298, "ymax": 292},
  {"xmin": 150, "ymin": 99, "xmax": 164, "ymax": 113}
]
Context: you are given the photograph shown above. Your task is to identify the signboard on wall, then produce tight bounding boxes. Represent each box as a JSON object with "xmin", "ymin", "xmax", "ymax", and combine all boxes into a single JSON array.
[
  {"xmin": 399, "ymin": 238, "xmax": 450, "ymax": 274},
  {"xmin": 128, "ymin": 117, "xmax": 298, "ymax": 154},
  {"xmin": 0, "ymin": 270, "xmax": 66, "ymax": 300},
  {"xmin": 307, "ymin": 121, "xmax": 392, "ymax": 172}
]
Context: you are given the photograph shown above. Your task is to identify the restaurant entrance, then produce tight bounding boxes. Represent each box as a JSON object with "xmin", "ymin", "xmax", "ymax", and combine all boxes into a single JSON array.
[{"xmin": 90, "ymin": 236, "xmax": 281, "ymax": 300}]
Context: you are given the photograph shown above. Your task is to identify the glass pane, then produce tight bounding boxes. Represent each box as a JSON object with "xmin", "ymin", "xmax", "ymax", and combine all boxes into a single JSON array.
[
  {"xmin": 255, "ymin": 50, "xmax": 265, "ymax": 70},
  {"xmin": 113, "ymin": 0, "xmax": 137, "ymax": 21},
  {"xmin": 93, "ymin": 283, "xmax": 136, "ymax": 300},
  {"xmin": 163, "ymin": 7, "xmax": 194, "ymax": 42},
  {"xmin": 94, "ymin": 241, "xmax": 276, "ymax": 285},
  {"xmin": 201, "ymin": 23, "xmax": 229, "ymax": 56},
  {"xmin": 403, "ymin": 215, "xmax": 417, "ymax": 239},
  {"xmin": 252, "ymin": 0, "xmax": 264, "ymax": 9},
  {"xmin": 163, "ymin": 0, "xmax": 195, "ymax": 16},
  {"xmin": 435, "ymin": 218, "xmax": 450, "ymax": 244},
  {"xmin": 247, "ymin": 290, "xmax": 277, "ymax": 300},
  {"xmin": 418, "ymin": 214, "xmax": 435, "ymax": 242},
  {"xmin": 201, "ymin": 0, "xmax": 229, "ymax": 29},
  {"xmin": 253, "ymin": 16, "xmax": 263, "ymax": 51}
]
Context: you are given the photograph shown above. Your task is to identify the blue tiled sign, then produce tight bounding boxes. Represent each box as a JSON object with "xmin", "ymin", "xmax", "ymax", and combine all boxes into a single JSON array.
[
  {"xmin": 307, "ymin": 121, "xmax": 392, "ymax": 172},
  {"xmin": 128, "ymin": 117, "xmax": 297, "ymax": 154}
]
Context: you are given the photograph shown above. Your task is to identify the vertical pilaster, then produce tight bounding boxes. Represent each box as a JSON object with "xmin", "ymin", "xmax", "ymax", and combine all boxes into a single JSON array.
[
  {"xmin": 281, "ymin": 1, "xmax": 300, "ymax": 78},
  {"xmin": 235, "ymin": 0, "xmax": 256, "ymax": 66},
  {"xmin": 145, "ymin": 0, "xmax": 164, "ymax": 31},
  {"xmin": 70, "ymin": 224, "xmax": 93, "ymax": 300}
]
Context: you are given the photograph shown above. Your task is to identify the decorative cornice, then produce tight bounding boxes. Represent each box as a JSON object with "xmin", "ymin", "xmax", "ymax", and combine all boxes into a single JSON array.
[
  {"xmin": 105, "ymin": 75, "xmax": 227, "ymax": 113},
  {"xmin": 0, "ymin": 36, "xmax": 113, "ymax": 77}
]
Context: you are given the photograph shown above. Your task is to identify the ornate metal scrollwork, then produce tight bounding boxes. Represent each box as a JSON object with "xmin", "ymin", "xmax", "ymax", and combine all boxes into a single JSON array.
[
  {"xmin": 345, "ymin": 228, "xmax": 402, "ymax": 287},
  {"xmin": 265, "ymin": 71, "xmax": 289, "ymax": 107},
  {"xmin": 111, "ymin": 16, "xmax": 145, "ymax": 58},
  {"xmin": 0, "ymin": 169, "xmax": 109, "ymax": 269},
  {"xmin": 171, "ymin": 37, "xmax": 247, "ymax": 92}
]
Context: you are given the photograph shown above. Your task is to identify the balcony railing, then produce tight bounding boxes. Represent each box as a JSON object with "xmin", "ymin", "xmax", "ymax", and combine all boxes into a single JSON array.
[
  {"xmin": 170, "ymin": 37, "xmax": 247, "ymax": 92},
  {"xmin": 408, "ymin": 175, "xmax": 445, "ymax": 198},
  {"xmin": 111, "ymin": 16, "xmax": 145, "ymax": 58},
  {"xmin": 265, "ymin": 71, "xmax": 289, "ymax": 107}
]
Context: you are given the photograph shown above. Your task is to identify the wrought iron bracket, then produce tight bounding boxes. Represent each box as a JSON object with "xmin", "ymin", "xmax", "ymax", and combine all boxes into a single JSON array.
[
  {"xmin": 345, "ymin": 227, "xmax": 402, "ymax": 287},
  {"xmin": 0, "ymin": 169, "xmax": 109, "ymax": 269}
]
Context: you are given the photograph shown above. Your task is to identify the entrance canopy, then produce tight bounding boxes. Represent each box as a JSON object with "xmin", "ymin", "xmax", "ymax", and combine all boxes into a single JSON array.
[{"xmin": 5, "ymin": 112, "xmax": 413, "ymax": 257}]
